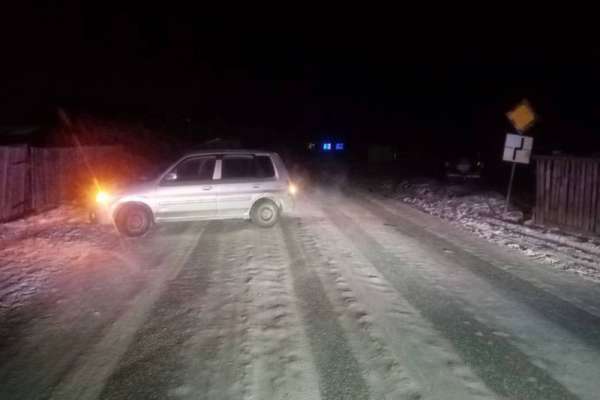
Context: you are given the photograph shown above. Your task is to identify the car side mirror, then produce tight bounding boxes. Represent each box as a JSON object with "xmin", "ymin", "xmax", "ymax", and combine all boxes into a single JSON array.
[{"xmin": 164, "ymin": 172, "xmax": 178, "ymax": 182}]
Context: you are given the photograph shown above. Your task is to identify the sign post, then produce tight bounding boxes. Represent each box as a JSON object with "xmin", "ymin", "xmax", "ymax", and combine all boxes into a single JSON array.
[
  {"xmin": 504, "ymin": 100, "xmax": 536, "ymax": 213},
  {"xmin": 503, "ymin": 133, "xmax": 534, "ymax": 212},
  {"xmin": 506, "ymin": 162, "xmax": 517, "ymax": 213}
]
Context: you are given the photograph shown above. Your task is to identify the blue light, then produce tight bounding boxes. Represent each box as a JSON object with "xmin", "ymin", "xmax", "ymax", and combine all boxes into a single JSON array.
[
  {"xmin": 335, "ymin": 143, "xmax": 344, "ymax": 150},
  {"xmin": 322, "ymin": 142, "xmax": 332, "ymax": 151}
]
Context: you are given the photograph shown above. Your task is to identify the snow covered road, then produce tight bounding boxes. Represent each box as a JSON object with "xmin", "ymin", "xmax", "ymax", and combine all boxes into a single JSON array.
[{"xmin": 1, "ymin": 187, "xmax": 600, "ymax": 399}]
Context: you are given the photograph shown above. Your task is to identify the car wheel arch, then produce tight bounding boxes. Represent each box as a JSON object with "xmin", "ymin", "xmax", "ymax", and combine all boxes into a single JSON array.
[
  {"xmin": 113, "ymin": 201, "xmax": 155, "ymax": 223},
  {"xmin": 250, "ymin": 196, "xmax": 282, "ymax": 214}
]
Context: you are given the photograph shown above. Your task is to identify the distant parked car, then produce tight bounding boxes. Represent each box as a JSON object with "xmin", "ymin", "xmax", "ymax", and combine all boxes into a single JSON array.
[
  {"xmin": 91, "ymin": 150, "xmax": 297, "ymax": 236},
  {"xmin": 444, "ymin": 154, "xmax": 484, "ymax": 181}
]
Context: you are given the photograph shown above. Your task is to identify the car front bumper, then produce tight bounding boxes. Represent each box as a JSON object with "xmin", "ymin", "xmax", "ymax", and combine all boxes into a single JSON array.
[{"xmin": 89, "ymin": 203, "xmax": 115, "ymax": 225}]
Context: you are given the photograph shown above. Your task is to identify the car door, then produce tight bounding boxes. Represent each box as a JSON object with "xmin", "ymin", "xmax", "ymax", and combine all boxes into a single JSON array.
[
  {"xmin": 154, "ymin": 156, "xmax": 218, "ymax": 221},
  {"xmin": 217, "ymin": 155, "xmax": 262, "ymax": 218}
]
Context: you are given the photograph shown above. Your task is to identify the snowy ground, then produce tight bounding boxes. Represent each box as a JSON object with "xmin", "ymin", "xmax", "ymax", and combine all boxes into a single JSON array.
[
  {"xmin": 359, "ymin": 177, "xmax": 600, "ymax": 282},
  {"xmin": 0, "ymin": 206, "xmax": 120, "ymax": 322},
  {"xmin": 1, "ymin": 187, "xmax": 600, "ymax": 400}
]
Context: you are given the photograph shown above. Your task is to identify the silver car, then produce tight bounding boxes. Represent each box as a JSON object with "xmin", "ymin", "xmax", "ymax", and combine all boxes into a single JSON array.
[{"xmin": 93, "ymin": 150, "xmax": 297, "ymax": 236}]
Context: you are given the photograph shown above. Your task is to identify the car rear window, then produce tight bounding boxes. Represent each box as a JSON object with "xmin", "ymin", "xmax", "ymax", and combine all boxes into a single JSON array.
[
  {"xmin": 221, "ymin": 157, "xmax": 256, "ymax": 179},
  {"xmin": 255, "ymin": 156, "xmax": 275, "ymax": 178},
  {"xmin": 221, "ymin": 155, "xmax": 276, "ymax": 179}
]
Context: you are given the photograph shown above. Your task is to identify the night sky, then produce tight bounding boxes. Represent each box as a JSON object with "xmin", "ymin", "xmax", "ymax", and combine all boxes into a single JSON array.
[{"xmin": 2, "ymin": 4, "xmax": 600, "ymax": 157}]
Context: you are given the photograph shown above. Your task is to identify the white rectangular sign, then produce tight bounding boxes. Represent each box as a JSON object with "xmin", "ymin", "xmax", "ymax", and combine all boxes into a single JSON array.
[{"xmin": 503, "ymin": 133, "xmax": 534, "ymax": 164}]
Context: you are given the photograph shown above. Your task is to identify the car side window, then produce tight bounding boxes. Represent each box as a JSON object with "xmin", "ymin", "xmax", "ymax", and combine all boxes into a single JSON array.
[
  {"xmin": 221, "ymin": 156, "xmax": 256, "ymax": 179},
  {"xmin": 172, "ymin": 157, "xmax": 215, "ymax": 182}
]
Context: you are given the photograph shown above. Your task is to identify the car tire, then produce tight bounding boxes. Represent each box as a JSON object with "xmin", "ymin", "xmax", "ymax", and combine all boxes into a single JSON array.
[
  {"xmin": 251, "ymin": 199, "xmax": 280, "ymax": 228},
  {"xmin": 115, "ymin": 204, "xmax": 152, "ymax": 237}
]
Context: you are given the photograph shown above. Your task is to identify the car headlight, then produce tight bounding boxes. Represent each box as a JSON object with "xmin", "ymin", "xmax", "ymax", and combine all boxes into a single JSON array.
[{"xmin": 96, "ymin": 190, "xmax": 112, "ymax": 205}]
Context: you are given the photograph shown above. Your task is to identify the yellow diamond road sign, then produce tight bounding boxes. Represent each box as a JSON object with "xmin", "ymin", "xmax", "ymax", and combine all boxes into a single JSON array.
[{"xmin": 507, "ymin": 100, "xmax": 536, "ymax": 133}]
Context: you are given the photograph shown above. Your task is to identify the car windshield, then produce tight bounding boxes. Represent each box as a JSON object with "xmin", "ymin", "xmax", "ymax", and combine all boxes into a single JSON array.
[{"xmin": 131, "ymin": 162, "xmax": 170, "ymax": 183}]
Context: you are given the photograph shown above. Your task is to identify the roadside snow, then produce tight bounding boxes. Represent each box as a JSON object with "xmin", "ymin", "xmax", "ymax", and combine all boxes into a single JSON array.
[
  {"xmin": 360, "ymin": 177, "xmax": 600, "ymax": 281},
  {"xmin": 0, "ymin": 205, "xmax": 119, "ymax": 318}
]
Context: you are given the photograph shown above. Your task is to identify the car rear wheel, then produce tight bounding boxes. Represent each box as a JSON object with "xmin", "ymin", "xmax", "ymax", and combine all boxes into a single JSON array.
[
  {"xmin": 116, "ymin": 204, "xmax": 152, "ymax": 237},
  {"xmin": 251, "ymin": 199, "xmax": 280, "ymax": 228}
]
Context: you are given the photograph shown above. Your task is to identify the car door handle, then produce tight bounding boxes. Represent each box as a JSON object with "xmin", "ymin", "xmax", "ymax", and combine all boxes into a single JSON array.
[
  {"xmin": 202, "ymin": 186, "xmax": 213, "ymax": 191},
  {"xmin": 252, "ymin": 184, "xmax": 261, "ymax": 189}
]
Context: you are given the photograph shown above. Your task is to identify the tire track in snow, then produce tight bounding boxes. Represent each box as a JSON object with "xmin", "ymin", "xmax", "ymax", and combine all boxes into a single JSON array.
[
  {"xmin": 241, "ymin": 224, "xmax": 321, "ymax": 400},
  {"xmin": 320, "ymin": 202, "xmax": 578, "ymax": 400},
  {"xmin": 0, "ymin": 224, "xmax": 198, "ymax": 400},
  {"xmin": 295, "ymin": 198, "xmax": 497, "ymax": 400},
  {"xmin": 169, "ymin": 222, "xmax": 256, "ymax": 400},
  {"xmin": 172, "ymin": 221, "xmax": 322, "ymax": 400},
  {"xmin": 47, "ymin": 222, "xmax": 207, "ymax": 400},
  {"xmin": 292, "ymin": 219, "xmax": 425, "ymax": 400},
  {"xmin": 95, "ymin": 221, "xmax": 224, "ymax": 400},
  {"xmin": 338, "ymin": 193, "xmax": 600, "ymax": 400},
  {"xmin": 351, "ymin": 192, "xmax": 600, "ymax": 351},
  {"xmin": 360, "ymin": 190, "xmax": 600, "ymax": 319},
  {"xmin": 115, "ymin": 220, "xmax": 320, "ymax": 400},
  {"xmin": 121, "ymin": 221, "xmax": 256, "ymax": 400},
  {"xmin": 280, "ymin": 218, "xmax": 370, "ymax": 400}
]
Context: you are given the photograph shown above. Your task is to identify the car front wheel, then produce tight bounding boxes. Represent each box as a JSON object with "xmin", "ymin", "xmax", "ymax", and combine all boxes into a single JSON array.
[{"xmin": 116, "ymin": 204, "xmax": 152, "ymax": 237}]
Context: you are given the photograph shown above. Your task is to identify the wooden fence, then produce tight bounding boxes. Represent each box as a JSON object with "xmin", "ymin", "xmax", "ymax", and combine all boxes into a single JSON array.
[
  {"xmin": 0, "ymin": 146, "xmax": 29, "ymax": 221},
  {"xmin": 1, "ymin": 145, "xmax": 128, "ymax": 222},
  {"xmin": 30, "ymin": 146, "xmax": 128, "ymax": 211},
  {"xmin": 535, "ymin": 156, "xmax": 600, "ymax": 234}
]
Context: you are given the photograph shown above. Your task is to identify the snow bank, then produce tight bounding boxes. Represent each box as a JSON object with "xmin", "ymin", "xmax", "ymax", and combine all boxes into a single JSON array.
[{"xmin": 361, "ymin": 177, "xmax": 600, "ymax": 282}]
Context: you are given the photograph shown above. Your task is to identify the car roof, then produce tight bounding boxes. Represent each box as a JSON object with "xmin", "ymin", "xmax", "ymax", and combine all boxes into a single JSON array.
[{"xmin": 182, "ymin": 149, "xmax": 276, "ymax": 157}]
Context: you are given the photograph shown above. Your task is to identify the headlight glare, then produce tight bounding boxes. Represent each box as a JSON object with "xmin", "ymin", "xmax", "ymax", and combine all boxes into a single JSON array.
[
  {"xmin": 289, "ymin": 183, "xmax": 298, "ymax": 195},
  {"xmin": 96, "ymin": 191, "xmax": 111, "ymax": 204}
]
